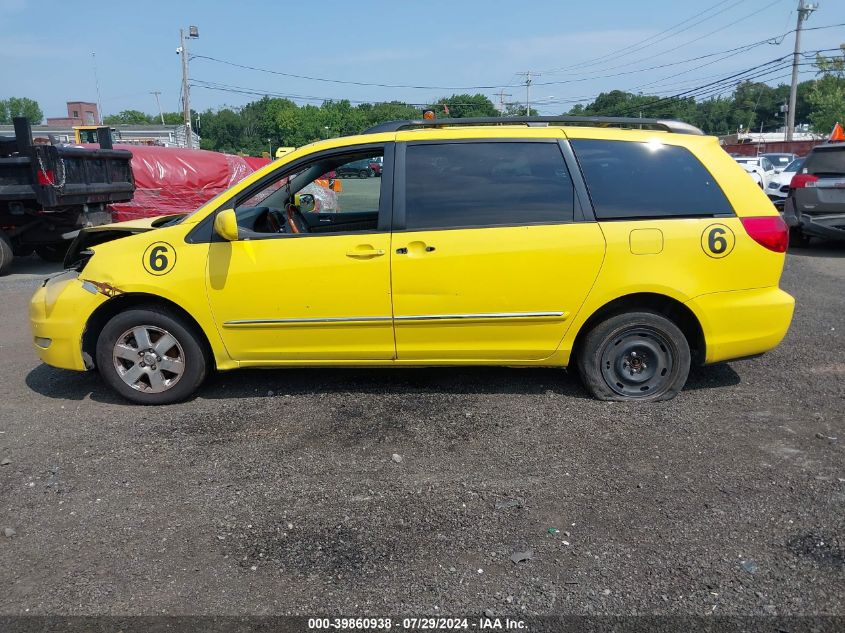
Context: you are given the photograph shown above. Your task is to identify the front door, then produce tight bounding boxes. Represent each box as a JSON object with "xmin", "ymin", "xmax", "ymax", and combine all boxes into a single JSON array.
[
  {"xmin": 391, "ymin": 139, "xmax": 605, "ymax": 361},
  {"xmin": 205, "ymin": 145, "xmax": 395, "ymax": 362}
]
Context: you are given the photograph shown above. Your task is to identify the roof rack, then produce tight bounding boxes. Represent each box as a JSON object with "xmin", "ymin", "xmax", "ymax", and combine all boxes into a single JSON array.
[{"xmin": 364, "ymin": 116, "xmax": 704, "ymax": 136}]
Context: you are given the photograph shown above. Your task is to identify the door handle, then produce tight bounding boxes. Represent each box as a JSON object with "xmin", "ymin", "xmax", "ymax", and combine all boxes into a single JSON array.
[
  {"xmin": 346, "ymin": 247, "xmax": 384, "ymax": 258},
  {"xmin": 395, "ymin": 244, "xmax": 436, "ymax": 255}
]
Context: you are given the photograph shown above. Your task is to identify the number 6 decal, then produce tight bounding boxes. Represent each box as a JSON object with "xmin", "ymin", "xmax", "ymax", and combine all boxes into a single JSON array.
[
  {"xmin": 701, "ymin": 224, "xmax": 735, "ymax": 259},
  {"xmin": 143, "ymin": 241, "xmax": 177, "ymax": 275}
]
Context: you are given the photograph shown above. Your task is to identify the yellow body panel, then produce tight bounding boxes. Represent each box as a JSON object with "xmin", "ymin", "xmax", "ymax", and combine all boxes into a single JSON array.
[
  {"xmin": 206, "ymin": 235, "xmax": 394, "ymax": 361},
  {"xmin": 30, "ymin": 123, "xmax": 794, "ymax": 378},
  {"xmin": 391, "ymin": 224, "xmax": 604, "ymax": 360}
]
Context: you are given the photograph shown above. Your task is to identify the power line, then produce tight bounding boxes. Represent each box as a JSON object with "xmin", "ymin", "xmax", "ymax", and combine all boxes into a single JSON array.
[
  {"xmin": 538, "ymin": 0, "xmax": 788, "ymax": 83},
  {"xmin": 537, "ymin": 45, "xmax": 834, "ymax": 112},
  {"xmin": 191, "ymin": 54, "xmax": 523, "ymax": 91},
  {"xmin": 605, "ymin": 60, "xmax": 816, "ymax": 117},
  {"xmin": 538, "ymin": 0, "xmax": 748, "ymax": 74},
  {"xmin": 188, "ymin": 21, "xmax": 845, "ymax": 101}
]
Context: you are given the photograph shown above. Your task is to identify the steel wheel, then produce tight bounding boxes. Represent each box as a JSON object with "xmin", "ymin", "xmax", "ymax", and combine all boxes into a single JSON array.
[
  {"xmin": 599, "ymin": 326, "xmax": 674, "ymax": 398},
  {"xmin": 112, "ymin": 325, "xmax": 185, "ymax": 393}
]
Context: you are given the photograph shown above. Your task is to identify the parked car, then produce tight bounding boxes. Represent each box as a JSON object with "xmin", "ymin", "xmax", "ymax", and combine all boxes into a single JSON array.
[
  {"xmin": 31, "ymin": 116, "xmax": 793, "ymax": 405},
  {"xmin": 783, "ymin": 142, "xmax": 845, "ymax": 244},
  {"xmin": 766, "ymin": 157, "xmax": 804, "ymax": 206},
  {"xmin": 761, "ymin": 152, "xmax": 798, "ymax": 174},
  {"xmin": 336, "ymin": 159, "xmax": 374, "ymax": 178},
  {"xmin": 369, "ymin": 157, "xmax": 383, "ymax": 176},
  {"xmin": 734, "ymin": 156, "xmax": 776, "ymax": 189}
]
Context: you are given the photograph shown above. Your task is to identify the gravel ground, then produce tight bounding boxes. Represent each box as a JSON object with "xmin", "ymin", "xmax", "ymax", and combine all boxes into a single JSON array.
[{"xmin": 0, "ymin": 246, "xmax": 842, "ymax": 619}]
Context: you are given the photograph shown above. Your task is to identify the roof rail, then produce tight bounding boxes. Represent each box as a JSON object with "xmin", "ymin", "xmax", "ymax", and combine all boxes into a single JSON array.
[{"xmin": 364, "ymin": 116, "xmax": 704, "ymax": 136}]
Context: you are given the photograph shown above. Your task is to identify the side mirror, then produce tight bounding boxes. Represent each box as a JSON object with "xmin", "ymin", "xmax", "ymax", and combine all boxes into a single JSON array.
[
  {"xmin": 214, "ymin": 208, "xmax": 239, "ymax": 241},
  {"xmin": 294, "ymin": 193, "xmax": 316, "ymax": 214}
]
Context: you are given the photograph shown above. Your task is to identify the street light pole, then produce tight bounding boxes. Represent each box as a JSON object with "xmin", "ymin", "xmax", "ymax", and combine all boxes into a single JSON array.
[
  {"xmin": 151, "ymin": 91, "xmax": 165, "ymax": 125},
  {"xmin": 517, "ymin": 71, "xmax": 539, "ymax": 116},
  {"xmin": 179, "ymin": 26, "xmax": 199, "ymax": 149},
  {"xmin": 91, "ymin": 52, "xmax": 103, "ymax": 124},
  {"xmin": 787, "ymin": 1, "xmax": 818, "ymax": 141}
]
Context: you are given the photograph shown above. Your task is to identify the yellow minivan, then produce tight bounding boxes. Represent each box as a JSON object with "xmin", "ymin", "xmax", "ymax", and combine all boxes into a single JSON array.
[{"xmin": 30, "ymin": 116, "xmax": 795, "ymax": 404}]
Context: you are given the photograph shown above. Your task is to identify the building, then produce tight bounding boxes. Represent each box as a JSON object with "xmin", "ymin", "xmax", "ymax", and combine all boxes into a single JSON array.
[
  {"xmin": 0, "ymin": 122, "xmax": 200, "ymax": 149},
  {"xmin": 46, "ymin": 101, "xmax": 100, "ymax": 127},
  {"xmin": 18, "ymin": 100, "xmax": 200, "ymax": 149}
]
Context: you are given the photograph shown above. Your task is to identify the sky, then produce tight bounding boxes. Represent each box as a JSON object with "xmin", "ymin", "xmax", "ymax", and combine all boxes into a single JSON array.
[{"xmin": 1, "ymin": 0, "xmax": 843, "ymax": 120}]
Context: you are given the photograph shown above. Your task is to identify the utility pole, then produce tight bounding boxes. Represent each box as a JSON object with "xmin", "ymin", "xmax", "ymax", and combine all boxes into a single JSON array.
[
  {"xmin": 178, "ymin": 26, "xmax": 199, "ymax": 148},
  {"xmin": 787, "ymin": 1, "xmax": 818, "ymax": 141},
  {"xmin": 150, "ymin": 91, "xmax": 165, "ymax": 125},
  {"xmin": 517, "ymin": 71, "xmax": 539, "ymax": 116},
  {"xmin": 91, "ymin": 52, "xmax": 103, "ymax": 124},
  {"xmin": 495, "ymin": 89, "xmax": 512, "ymax": 114}
]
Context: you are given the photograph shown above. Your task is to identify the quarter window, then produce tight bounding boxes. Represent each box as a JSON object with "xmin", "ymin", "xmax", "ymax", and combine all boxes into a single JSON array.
[
  {"xmin": 572, "ymin": 139, "xmax": 733, "ymax": 219},
  {"xmin": 404, "ymin": 142, "xmax": 575, "ymax": 230}
]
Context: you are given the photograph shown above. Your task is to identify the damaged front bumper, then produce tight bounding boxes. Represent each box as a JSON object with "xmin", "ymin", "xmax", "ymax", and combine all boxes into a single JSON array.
[{"xmin": 30, "ymin": 271, "xmax": 106, "ymax": 371}]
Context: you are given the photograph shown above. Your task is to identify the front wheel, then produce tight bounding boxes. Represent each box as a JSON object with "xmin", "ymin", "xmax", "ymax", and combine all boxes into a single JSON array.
[
  {"xmin": 576, "ymin": 311, "xmax": 691, "ymax": 402},
  {"xmin": 96, "ymin": 307, "xmax": 208, "ymax": 404}
]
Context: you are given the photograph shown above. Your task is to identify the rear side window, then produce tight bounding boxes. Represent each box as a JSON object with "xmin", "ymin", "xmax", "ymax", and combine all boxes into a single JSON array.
[
  {"xmin": 803, "ymin": 147, "xmax": 845, "ymax": 175},
  {"xmin": 572, "ymin": 139, "xmax": 733, "ymax": 219},
  {"xmin": 404, "ymin": 142, "xmax": 574, "ymax": 230}
]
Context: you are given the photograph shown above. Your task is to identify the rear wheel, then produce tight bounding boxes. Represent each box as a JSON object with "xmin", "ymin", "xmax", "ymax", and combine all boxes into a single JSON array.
[
  {"xmin": 95, "ymin": 307, "xmax": 208, "ymax": 405},
  {"xmin": 358, "ymin": 169, "xmax": 370, "ymax": 178},
  {"xmin": 577, "ymin": 311, "xmax": 691, "ymax": 402}
]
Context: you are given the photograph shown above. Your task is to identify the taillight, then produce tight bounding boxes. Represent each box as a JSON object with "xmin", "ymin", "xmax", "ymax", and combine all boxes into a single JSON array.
[
  {"xmin": 37, "ymin": 170, "xmax": 54, "ymax": 185},
  {"xmin": 790, "ymin": 173, "xmax": 818, "ymax": 189},
  {"xmin": 740, "ymin": 216, "xmax": 789, "ymax": 253}
]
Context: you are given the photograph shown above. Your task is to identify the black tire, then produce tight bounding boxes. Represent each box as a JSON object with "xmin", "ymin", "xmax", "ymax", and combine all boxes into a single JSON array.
[
  {"xmin": 576, "ymin": 311, "xmax": 691, "ymax": 402},
  {"xmin": 789, "ymin": 227, "xmax": 810, "ymax": 248},
  {"xmin": 35, "ymin": 243, "xmax": 69, "ymax": 263},
  {"xmin": 0, "ymin": 232, "xmax": 12, "ymax": 276},
  {"xmin": 358, "ymin": 169, "xmax": 370, "ymax": 178},
  {"xmin": 95, "ymin": 306, "xmax": 208, "ymax": 405}
]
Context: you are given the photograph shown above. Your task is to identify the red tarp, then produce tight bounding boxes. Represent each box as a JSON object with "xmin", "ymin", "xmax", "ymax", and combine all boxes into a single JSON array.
[{"xmin": 81, "ymin": 144, "xmax": 271, "ymax": 222}]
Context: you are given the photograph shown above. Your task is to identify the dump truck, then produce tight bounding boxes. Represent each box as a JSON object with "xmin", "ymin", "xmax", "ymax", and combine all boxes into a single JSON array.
[{"xmin": 0, "ymin": 117, "xmax": 134, "ymax": 274}]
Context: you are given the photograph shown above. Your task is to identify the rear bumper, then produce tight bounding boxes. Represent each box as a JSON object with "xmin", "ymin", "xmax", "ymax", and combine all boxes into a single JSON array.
[
  {"xmin": 783, "ymin": 197, "xmax": 845, "ymax": 240},
  {"xmin": 686, "ymin": 286, "xmax": 794, "ymax": 364}
]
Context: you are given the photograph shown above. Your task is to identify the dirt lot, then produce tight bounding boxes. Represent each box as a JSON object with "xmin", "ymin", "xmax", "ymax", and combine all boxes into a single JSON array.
[{"xmin": 0, "ymin": 246, "xmax": 842, "ymax": 619}]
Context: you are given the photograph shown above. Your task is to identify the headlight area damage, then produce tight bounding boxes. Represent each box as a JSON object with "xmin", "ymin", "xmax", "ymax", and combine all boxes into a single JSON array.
[{"xmin": 64, "ymin": 213, "xmax": 187, "ymax": 271}]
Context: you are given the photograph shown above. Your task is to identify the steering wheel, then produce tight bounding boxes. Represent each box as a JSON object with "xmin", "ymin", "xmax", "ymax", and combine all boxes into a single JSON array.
[{"xmin": 265, "ymin": 208, "xmax": 286, "ymax": 233}]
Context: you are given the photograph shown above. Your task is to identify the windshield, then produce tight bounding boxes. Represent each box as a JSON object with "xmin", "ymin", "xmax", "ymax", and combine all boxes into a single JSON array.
[
  {"xmin": 784, "ymin": 158, "xmax": 803, "ymax": 173},
  {"xmin": 762, "ymin": 154, "xmax": 793, "ymax": 166}
]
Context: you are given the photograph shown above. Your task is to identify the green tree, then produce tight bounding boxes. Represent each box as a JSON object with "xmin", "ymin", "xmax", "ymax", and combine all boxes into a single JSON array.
[
  {"xmin": 429, "ymin": 94, "xmax": 499, "ymax": 118},
  {"xmin": 808, "ymin": 45, "xmax": 845, "ymax": 134},
  {"xmin": 103, "ymin": 110, "xmax": 154, "ymax": 124},
  {"xmin": 0, "ymin": 97, "xmax": 43, "ymax": 124}
]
